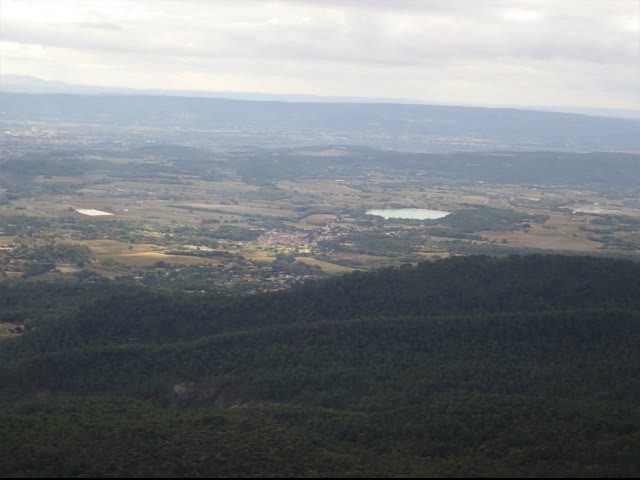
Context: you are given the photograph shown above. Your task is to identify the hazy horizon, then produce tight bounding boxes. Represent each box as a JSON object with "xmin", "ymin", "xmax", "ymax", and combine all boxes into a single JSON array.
[
  {"xmin": 1, "ymin": 0, "xmax": 638, "ymax": 111},
  {"xmin": 2, "ymin": 73, "xmax": 640, "ymax": 120}
]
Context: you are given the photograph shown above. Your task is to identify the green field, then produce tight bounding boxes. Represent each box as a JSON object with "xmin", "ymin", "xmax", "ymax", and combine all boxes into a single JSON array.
[
  {"xmin": 1, "ymin": 143, "xmax": 640, "ymax": 291},
  {"xmin": 295, "ymin": 256, "xmax": 356, "ymax": 274}
]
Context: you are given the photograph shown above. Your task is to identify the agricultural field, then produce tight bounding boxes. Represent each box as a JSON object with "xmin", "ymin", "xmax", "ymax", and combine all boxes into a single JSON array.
[
  {"xmin": 0, "ymin": 323, "xmax": 21, "ymax": 338},
  {"xmin": 294, "ymin": 256, "xmax": 356, "ymax": 274},
  {"xmin": 1, "ymin": 132, "xmax": 640, "ymax": 292}
]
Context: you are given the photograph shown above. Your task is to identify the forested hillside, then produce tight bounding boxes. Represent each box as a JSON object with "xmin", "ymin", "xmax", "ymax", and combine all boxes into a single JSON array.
[{"xmin": 1, "ymin": 255, "xmax": 639, "ymax": 477}]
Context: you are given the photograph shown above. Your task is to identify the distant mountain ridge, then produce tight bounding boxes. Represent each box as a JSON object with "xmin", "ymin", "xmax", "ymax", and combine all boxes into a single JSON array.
[
  {"xmin": 2, "ymin": 74, "xmax": 639, "ymax": 119},
  {"xmin": 0, "ymin": 74, "xmax": 417, "ymax": 105},
  {"xmin": 2, "ymin": 90, "xmax": 639, "ymax": 152}
]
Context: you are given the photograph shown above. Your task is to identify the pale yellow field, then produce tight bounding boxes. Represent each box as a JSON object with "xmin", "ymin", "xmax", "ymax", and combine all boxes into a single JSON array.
[
  {"xmin": 470, "ymin": 209, "xmax": 614, "ymax": 253},
  {"xmin": 295, "ymin": 257, "xmax": 356, "ymax": 274},
  {"xmin": 243, "ymin": 251, "xmax": 276, "ymax": 263},
  {"xmin": 178, "ymin": 203, "xmax": 297, "ymax": 218},
  {"xmin": 328, "ymin": 252, "xmax": 399, "ymax": 268},
  {"xmin": 289, "ymin": 222, "xmax": 325, "ymax": 231},
  {"xmin": 417, "ymin": 252, "xmax": 451, "ymax": 260},
  {"xmin": 479, "ymin": 231, "xmax": 602, "ymax": 252},
  {"xmin": 0, "ymin": 323, "xmax": 19, "ymax": 338},
  {"xmin": 78, "ymin": 240, "xmax": 161, "ymax": 255},
  {"xmin": 111, "ymin": 252, "xmax": 221, "ymax": 267},
  {"xmin": 56, "ymin": 265, "xmax": 83, "ymax": 274},
  {"xmin": 332, "ymin": 253, "xmax": 390, "ymax": 262},
  {"xmin": 74, "ymin": 239, "xmax": 221, "ymax": 267}
]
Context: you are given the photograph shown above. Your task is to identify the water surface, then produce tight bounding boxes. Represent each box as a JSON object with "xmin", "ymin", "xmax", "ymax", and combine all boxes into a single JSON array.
[{"xmin": 366, "ymin": 208, "xmax": 451, "ymax": 220}]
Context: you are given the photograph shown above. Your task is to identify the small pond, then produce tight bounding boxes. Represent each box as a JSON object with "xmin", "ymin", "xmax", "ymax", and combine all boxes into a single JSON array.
[{"xmin": 365, "ymin": 208, "xmax": 451, "ymax": 220}]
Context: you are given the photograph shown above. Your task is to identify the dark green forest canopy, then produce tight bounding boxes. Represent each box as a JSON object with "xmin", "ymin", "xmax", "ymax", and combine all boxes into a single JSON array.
[
  {"xmin": 3, "ymin": 254, "xmax": 640, "ymax": 352},
  {"xmin": 1, "ymin": 254, "xmax": 639, "ymax": 477}
]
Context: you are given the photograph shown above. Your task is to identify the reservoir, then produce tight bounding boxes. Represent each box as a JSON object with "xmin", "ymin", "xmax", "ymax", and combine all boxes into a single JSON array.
[
  {"xmin": 75, "ymin": 209, "xmax": 114, "ymax": 217},
  {"xmin": 366, "ymin": 208, "xmax": 451, "ymax": 220}
]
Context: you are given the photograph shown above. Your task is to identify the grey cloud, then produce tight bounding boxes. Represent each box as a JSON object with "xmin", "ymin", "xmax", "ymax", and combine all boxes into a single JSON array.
[
  {"xmin": 72, "ymin": 22, "xmax": 123, "ymax": 31},
  {"xmin": 1, "ymin": 6, "xmax": 637, "ymax": 67},
  {"xmin": 0, "ymin": 0, "xmax": 637, "ymax": 109}
]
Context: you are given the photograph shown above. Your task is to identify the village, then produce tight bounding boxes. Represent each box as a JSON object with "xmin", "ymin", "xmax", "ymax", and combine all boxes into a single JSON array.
[{"xmin": 2, "ymin": 124, "xmax": 640, "ymax": 293}]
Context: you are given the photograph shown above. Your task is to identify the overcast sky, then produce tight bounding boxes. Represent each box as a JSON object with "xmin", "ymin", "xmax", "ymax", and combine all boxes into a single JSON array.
[{"xmin": 0, "ymin": 0, "xmax": 638, "ymax": 109}]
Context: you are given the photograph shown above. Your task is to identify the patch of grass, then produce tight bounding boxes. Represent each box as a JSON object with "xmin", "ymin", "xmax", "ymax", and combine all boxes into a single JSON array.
[
  {"xmin": 295, "ymin": 257, "xmax": 356, "ymax": 274},
  {"xmin": 113, "ymin": 252, "xmax": 220, "ymax": 268},
  {"xmin": 0, "ymin": 323, "xmax": 18, "ymax": 338},
  {"xmin": 243, "ymin": 251, "xmax": 276, "ymax": 263}
]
